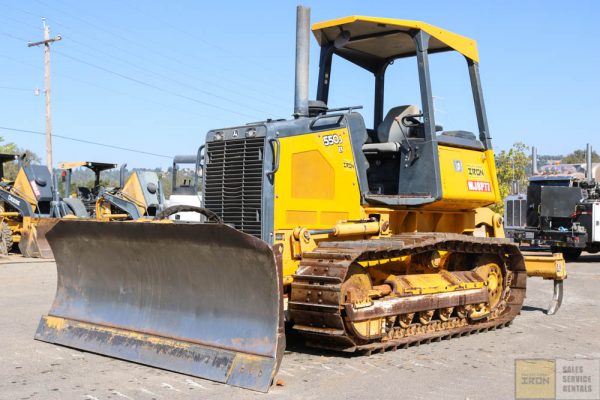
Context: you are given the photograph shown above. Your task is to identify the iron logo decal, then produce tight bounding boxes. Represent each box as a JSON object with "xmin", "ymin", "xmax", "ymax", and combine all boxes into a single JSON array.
[{"xmin": 467, "ymin": 165, "xmax": 485, "ymax": 177}]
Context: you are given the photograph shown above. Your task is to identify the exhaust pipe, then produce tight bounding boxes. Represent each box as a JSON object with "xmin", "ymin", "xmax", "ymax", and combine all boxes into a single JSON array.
[
  {"xmin": 65, "ymin": 169, "xmax": 72, "ymax": 198},
  {"xmin": 50, "ymin": 171, "xmax": 62, "ymax": 217},
  {"xmin": 119, "ymin": 163, "xmax": 127, "ymax": 188},
  {"xmin": 294, "ymin": 5, "xmax": 310, "ymax": 118},
  {"xmin": 532, "ymin": 146, "xmax": 538, "ymax": 175},
  {"xmin": 586, "ymin": 143, "xmax": 593, "ymax": 180}
]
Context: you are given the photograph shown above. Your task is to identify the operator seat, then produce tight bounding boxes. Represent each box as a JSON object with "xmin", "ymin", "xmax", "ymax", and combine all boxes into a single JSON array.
[
  {"xmin": 363, "ymin": 105, "xmax": 421, "ymax": 155},
  {"xmin": 377, "ymin": 105, "xmax": 422, "ymax": 142},
  {"xmin": 62, "ymin": 198, "xmax": 90, "ymax": 218}
]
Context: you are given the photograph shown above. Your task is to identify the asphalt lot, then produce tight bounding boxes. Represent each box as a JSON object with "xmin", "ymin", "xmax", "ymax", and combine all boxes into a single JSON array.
[{"xmin": 1, "ymin": 254, "xmax": 599, "ymax": 400}]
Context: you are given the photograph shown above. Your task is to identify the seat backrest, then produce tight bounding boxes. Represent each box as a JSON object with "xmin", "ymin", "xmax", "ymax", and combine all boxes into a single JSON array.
[
  {"xmin": 63, "ymin": 197, "xmax": 90, "ymax": 218},
  {"xmin": 376, "ymin": 105, "xmax": 421, "ymax": 143}
]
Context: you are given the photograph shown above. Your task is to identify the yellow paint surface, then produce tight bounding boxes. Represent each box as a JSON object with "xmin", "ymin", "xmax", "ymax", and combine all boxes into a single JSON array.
[
  {"xmin": 434, "ymin": 146, "xmax": 500, "ymax": 209},
  {"xmin": 312, "ymin": 16, "xmax": 479, "ymax": 62},
  {"xmin": 274, "ymin": 128, "xmax": 363, "ymax": 230}
]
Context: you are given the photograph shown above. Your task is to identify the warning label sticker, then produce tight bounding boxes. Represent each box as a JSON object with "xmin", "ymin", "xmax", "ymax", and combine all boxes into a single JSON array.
[
  {"xmin": 467, "ymin": 180, "xmax": 492, "ymax": 192},
  {"xmin": 30, "ymin": 180, "xmax": 41, "ymax": 197}
]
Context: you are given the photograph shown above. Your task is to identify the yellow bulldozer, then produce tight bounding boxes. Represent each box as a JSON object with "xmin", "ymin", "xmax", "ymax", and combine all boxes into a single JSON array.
[{"xmin": 35, "ymin": 7, "xmax": 566, "ymax": 392}]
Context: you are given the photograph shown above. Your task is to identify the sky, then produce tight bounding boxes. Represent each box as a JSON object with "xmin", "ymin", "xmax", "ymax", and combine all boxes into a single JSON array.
[{"xmin": 0, "ymin": 0, "xmax": 598, "ymax": 169}]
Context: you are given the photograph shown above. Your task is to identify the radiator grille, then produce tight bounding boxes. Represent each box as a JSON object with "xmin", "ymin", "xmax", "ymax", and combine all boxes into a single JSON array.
[
  {"xmin": 505, "ymin": 197, "xmax": 527, "ymax": 228},
  {"xmin": 204, "ymin": 137, "xmax": 265, "ymax": 237}
]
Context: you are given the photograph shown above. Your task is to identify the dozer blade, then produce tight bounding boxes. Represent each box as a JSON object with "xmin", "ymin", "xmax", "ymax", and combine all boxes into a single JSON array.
[
  {"xmin": 18, "ymin": 218, "xmax": 59, "ymax": 258},
  {"xmin": 35, "ymin": 220, "xmax": 284, "ymax": 392}
]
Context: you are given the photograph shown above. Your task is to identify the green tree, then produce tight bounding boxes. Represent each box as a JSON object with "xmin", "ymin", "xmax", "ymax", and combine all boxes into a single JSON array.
[
  {"xmin": 493, "ymin": 142, "xmax": 530, "ymax": 214},
  {"xmin": 562, "ymin": 149, "xmax": 600, "ymax": 164}
]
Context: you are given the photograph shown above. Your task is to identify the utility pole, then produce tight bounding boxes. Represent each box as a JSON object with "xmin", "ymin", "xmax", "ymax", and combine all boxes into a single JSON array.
[{"xmin": 28, "ymin": 19, "xmax": 61, "ymax": 174}]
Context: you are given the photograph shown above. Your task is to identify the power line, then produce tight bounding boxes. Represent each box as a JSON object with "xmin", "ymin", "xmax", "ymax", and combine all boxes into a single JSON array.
[
  {"xmin": 62, "ymin": 33, "xmax": 285, "ymax": 111},
  {"xmin": 53, "ymin": 49, "xmax": 258, "ymax": 119},
  {"xmin": 25, "ymin": 0, "xmax": 292, "ymax": 103},
  {"xmin": 2, "ymin": 23, "xmax": 267, "ymax": 116},
  {"xmin": 0, "ymin": 4, "xmax": 292, "ymax": 111},
  {"xmin": 0, "ymin": 52, "xmax": 222, "ymax": 120},
  {"xmin": 123, "ymin": 1, "xmax": 290, "ymax": 81},
  {"xmin": 0, "ymin": 86, "xmax": 34, "ymax": 92},
  {"xmin": 0, "ymin": 126, "xmax": 172, "ymax": 159},
  {"xmin": 51, "ymin": 19, "xmax": 290, "ymax": 108},
  {"xmin": 56, "ymin": 34, "xmax": 272, "ymax": 115},
  {"xmin": 0, "ymin": 30, "xmax": 29, "ymax": 42}
]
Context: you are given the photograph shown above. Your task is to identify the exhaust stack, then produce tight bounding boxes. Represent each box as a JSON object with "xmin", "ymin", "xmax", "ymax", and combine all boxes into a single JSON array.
[
  {"xmin": 532, "ymin": 146, "xmax": 538, "ymax": 175},
  {"xmin": 586, "ymin": 143, "xmax": 593, "ymax": 180},
  {"xmin": 119, "ymin": 163, "xmax": 127, "ymax": 188},
  {"xmin": 294, "ymin": 5, "xmax": 310, "ymax": 118}
]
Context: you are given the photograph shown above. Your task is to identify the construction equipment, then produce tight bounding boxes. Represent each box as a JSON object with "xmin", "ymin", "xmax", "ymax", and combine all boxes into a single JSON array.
[
  {"xmin": 58, "ymin": 161, "xmax": 118, "ymax": 217},
  {"xmin": 0, "ymin": 160, "xmax": 62, "ymax": 258},
  {"xmin": 0, "ymin": 153, "xmax": 21, "ymax": 254},
  {"xmin": 166, "ymin": 147, "xmax": 203, "ymax": 221},
  {"xmin": 36, "ymin": 7, "xmax": 566, "ymax": 392},
  {"xmin": 95, "ymin": 166, "xmax": 166, "ymax": 220},
  {"xmin": 506, "ymin": 144, "xmax": 600, "ymax": 261}
]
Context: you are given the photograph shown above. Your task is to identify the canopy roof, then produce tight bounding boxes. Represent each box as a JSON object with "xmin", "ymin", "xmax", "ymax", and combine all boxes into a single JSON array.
[
  {"xmin": 58, "ymin": 161, "xmax": 117, "ymax": 173},
  {"xmin": 312, "ymin": 16, "xmax": 479, "ymax": 72},
  {"xmin": 0, "ymin": 153, "xmax": 18, "ymax": 164}
]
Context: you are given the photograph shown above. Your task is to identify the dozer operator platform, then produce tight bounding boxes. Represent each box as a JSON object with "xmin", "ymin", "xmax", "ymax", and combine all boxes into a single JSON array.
[{"xmin": 36, "ymin": 7, "xmax": 566, "ymax": 392}]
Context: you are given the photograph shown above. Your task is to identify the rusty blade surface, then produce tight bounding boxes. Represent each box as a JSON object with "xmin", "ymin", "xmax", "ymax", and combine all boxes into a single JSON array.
[
  {"xmin": 35, "ymin": 220, "xmax": 284, "ymax": 392},
  {"xmin": 19, "ymin": 218, "xmax": 59, "ymax": 258}
]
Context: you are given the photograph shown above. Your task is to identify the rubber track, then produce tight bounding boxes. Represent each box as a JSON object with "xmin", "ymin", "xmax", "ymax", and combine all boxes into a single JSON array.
[{"xmin": 289, "ymin": 232, "xmax": 527, "ymax": 353}]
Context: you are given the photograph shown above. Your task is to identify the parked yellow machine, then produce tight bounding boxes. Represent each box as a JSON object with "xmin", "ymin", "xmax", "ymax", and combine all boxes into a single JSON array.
[
  {"xmin": 57, "ymin": 161, "xmax": 166, "ymax": 221},
  {"xmin": 0, "ymin": 159, "xmax": 61, "ymax": 258},
  {"xmin": 94, "ymin": 166, "xmax": 165, "ymax": 220},
  {"xmin": 36, "ymin": 7, "xmax": 566, "ymax": 392},
  {"xmin": 0, "ymin": 153, "xmax": 21, "ymax": 254},
  {"xmin": 58, "ymin": 161, "xmax": 118, "ymax": 217}
]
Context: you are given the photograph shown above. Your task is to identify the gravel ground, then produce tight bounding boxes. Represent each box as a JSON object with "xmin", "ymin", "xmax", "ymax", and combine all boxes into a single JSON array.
[{"xmin": 1, "ymin": 254, "xmax": 598, "ymax": 400}]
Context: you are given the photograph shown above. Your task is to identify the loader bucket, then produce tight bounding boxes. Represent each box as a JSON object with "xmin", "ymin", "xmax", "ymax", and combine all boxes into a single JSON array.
[
  {"xmin": 35, "ymin": 220, "xmax": 285, "ymax": 392},
  {"xmin": 18, "ymin": 218, "xmax": 59, "ymax": 258}
]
